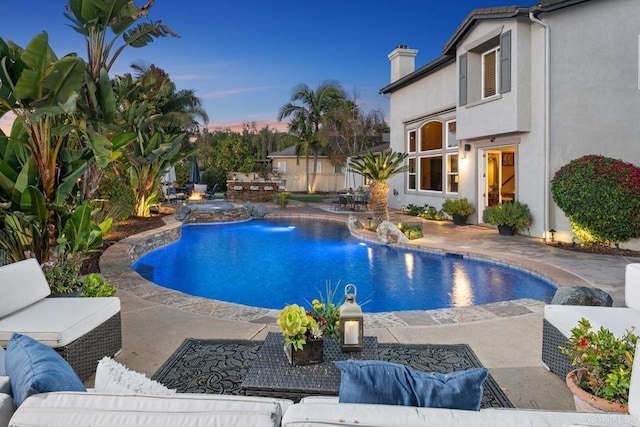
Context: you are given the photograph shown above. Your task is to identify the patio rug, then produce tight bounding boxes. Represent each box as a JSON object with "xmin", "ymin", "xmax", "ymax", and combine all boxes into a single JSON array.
[{"xmin": 152, "ymin": 338, "xmax": 513, "ymax": 408}]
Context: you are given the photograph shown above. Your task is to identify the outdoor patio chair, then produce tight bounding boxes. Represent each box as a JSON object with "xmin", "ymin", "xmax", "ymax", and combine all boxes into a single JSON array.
[{"xmin": 353, "ymin": 192, "xmax": 370, "ymax": 211}]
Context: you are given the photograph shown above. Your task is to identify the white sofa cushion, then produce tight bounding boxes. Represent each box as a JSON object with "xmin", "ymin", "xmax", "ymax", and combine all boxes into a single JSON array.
[
  {"xmin": 281, "ymin": 400, "xmax": 637, "ymax": 427},
  {"xmin": 0, "ymin": 378, "xmax": 9, "ymax": 396},
  {"xmin": 0, "ymin": 393, "xmax": 14, "ymax": 427},
  {"xmin": 626, "ymin": 264, "xmax": 640, "ymax": 310},
  {"xmin": 0, "ymin": 297, "xmax": 120, "ymax": 347},
  {"xmin": 544, "ymin": 304, "xmax": 640, "ymax": 338},
  {"xmin": 10, "ymin": 392, "xmax": 292, "ymax": 427},
  {"xmin": 0, "ymin": 259, "xmax": 50, "ymax": 318}
]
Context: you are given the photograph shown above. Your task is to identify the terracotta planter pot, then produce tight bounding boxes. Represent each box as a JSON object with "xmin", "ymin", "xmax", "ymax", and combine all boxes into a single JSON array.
[
  {"xmin": 285, "ymin": 338, "xmax": 323, "ymax": 366},
  {"xmin": 565, "ymin": 369, "xmax": 629, "ymax": 413}
]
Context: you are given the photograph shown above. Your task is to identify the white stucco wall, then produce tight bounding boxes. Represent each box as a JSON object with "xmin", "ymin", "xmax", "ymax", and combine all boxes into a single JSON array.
[
  {"xmin": 542, "ymin": 0, "xmax": 640, "ymax": 242},
  {"xmin": 386, "ymin": 62, "xmax": 458, "ymax": 212}
]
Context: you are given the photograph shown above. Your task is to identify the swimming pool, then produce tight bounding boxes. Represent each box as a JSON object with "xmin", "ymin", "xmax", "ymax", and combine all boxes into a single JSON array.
[{"xmin": 133, "ymin": 218, "xmax": 556, "ymax": 312}]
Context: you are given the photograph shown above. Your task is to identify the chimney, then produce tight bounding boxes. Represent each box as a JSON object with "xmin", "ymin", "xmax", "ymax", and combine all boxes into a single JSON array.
[{"xmin": 388, "ymin": 45, "xmax": 418, "ymax": 83}]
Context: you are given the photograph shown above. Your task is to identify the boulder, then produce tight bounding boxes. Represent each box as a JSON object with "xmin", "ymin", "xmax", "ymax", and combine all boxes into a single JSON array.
[
  {"xmin": 551, "ymin": 286, "xmax": 613, "ymax": 307},
  {"xmin": 346, "ymin": 215, "xmax": 362, "ymax": 231},
  {"xmin": 244, "ymin": 202, "xmax": 269, "ymax": 218},
  {"xmin": 376, "ymin": 221, "xmax": 409, "ymax": 244}
]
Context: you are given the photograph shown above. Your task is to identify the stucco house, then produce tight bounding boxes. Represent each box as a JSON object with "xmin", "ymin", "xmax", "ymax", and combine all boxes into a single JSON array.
[
  {"xmin": 268, "ymin": 145, "xmax": 345, "ymax": 193},
  {"xmin": 381, "ymin": 0, "xmax": 640, "ymax": 245}
]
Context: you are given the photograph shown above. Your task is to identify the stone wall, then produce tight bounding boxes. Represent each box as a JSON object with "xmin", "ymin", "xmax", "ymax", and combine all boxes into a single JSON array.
[{"xmin": 226, "ymin": 181, "xmax": 282, "ymax": 202}]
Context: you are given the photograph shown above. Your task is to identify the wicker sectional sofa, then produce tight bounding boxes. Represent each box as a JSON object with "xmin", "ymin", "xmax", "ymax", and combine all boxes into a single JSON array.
[
  {"xmin": 0, "ymin": 259, "xmax": 122, "ymax": 380},
  {"xmin": 542, "ymin": 263, "xmax": 640, "ymax": 379}
]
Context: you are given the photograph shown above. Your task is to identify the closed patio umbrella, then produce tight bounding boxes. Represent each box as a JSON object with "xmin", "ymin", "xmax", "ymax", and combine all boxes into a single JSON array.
[
  {"xmin": 162, "ymin": 166, "xmax": 177, "ymax": 184},
  {"xmin": 188, "ymin": 156, "xmax": 201, "ymax": 184}
]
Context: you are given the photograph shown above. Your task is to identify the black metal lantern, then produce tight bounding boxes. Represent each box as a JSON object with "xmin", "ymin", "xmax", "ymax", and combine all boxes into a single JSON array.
[{"xmin": 339, "ymin": 283, "xmax": 364, "ymax": 351}]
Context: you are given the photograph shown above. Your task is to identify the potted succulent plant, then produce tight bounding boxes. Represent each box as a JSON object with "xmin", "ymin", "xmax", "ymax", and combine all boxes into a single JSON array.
[
  {"xmin": 559, "ymin": 318, "xmax": 638, "ymax": 412},
  {"xmin": 441, "ymin": 198, "xmax": 475, "ymax": 226},
  {"xmin": 276, "ymin": 304, "xmax": 323, "ymax": 366},
  {"xmin": 481, "ymin": 201, "xmax": 532, "ymax": 235}
]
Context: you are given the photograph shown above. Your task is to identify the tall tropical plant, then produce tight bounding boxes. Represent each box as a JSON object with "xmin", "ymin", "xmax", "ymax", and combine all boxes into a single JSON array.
[
  {"xmin": 64, "ymin": 0, "xmax": 179, "ymax": 200},
  {"xmin": 114, "ymin": 64, "xmax": 204, "ymax": 216},
  {"xmin": 0, "ymin": 33, "xmax": 92, "ymax": 261},
  {"xmin": 349, "ymin": 150, "xmax": 409, "ymax": 227},
  {"xmin": 278, "ymin": 81, "xmax": 346, "ymax": 194}
]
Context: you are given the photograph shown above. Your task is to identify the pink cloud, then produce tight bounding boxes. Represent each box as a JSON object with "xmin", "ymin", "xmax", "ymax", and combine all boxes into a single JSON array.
[
  {"xmin": 0, "ymin": 113, "xmax": 15, "ymax": 135},
  {"xmin": 206, "ymin": 118, "xmax": 289, "ymax": 133},
  {"xmin": 200, "ymin": 86, "xmax": 273, "ymax": 99}
]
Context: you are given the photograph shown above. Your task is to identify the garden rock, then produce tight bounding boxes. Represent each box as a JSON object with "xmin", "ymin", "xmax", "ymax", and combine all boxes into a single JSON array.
[
  {"xmin": 377, "ymin": 221, "xmax": 409, "ymax": 244},
  {"xmin": 551, "ymin": 286, "xmax": 613, "ymax": 307},
  {"xmin": 245, "ymin": 202, "xmax": 269, "ymax": 218},
  {"xmin": 347, "ymin": 215, "xmax": 361, "ymax": 231}
]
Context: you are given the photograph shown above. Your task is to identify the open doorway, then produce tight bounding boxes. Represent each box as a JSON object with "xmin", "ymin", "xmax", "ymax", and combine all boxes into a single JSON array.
[{"xmin": 479, "ymin": 147, "xmax": 516, "ymax": 210}]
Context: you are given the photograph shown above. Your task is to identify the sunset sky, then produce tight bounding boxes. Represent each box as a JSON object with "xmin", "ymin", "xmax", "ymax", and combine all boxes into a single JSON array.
[{"xmin": 2, "ymin": 0, "xmax": 521, "ymax": 134}]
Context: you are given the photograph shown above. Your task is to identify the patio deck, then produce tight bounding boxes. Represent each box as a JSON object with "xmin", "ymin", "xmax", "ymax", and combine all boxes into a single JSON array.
[{"xmin": 99, "ymin": 200, "xmax": 636, "ymax": 410}]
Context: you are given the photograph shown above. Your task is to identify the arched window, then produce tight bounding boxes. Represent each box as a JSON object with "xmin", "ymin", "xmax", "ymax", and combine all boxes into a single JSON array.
[{"xmin": 406, "ymin": 119, "xmax": 458, "ymax": 194}]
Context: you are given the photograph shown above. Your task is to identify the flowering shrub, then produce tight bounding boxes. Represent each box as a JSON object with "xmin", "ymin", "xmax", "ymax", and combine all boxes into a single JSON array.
[
  {"xmin": 551, "ymin": 155, "xmax": 640, "ymax": 245},
  {"xmin": 559, "ymin": 318, "xmax": 638, "ymax": 404},
  {"xmin": 308, "ymin": 281, "xmax": 344, "ymax": 339},
  {"xmin": 397, "ymin": 222, "xmax": 423, "ymax": 239}
]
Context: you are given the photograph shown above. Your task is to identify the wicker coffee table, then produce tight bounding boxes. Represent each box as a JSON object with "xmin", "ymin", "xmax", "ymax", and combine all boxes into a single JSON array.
[{"xmin": 241, "ymin": 332, "xmax": 378, "ymax": 401}]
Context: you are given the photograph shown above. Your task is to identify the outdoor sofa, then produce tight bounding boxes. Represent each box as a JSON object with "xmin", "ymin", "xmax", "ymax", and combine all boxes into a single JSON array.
[
  {"xmin": 2, "ymin": 356, "xmax": 640, "ymax": 427},
  {"xmin": 3, "ymin": 340, "xmax": 640, "ymax": 426},
  {"xmin": 0, "ymin": 258, "xmax": 122, "ymax": 380},
  {"xmin": 542, "ymin": 263, "xmax": 640, "ymax": 379}
]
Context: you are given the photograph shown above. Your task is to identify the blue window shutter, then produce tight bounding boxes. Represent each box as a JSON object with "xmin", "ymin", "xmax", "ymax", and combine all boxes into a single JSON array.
[
  {"xmin": 500, "ymin": 31, "xmax": 512, "ymax": 94},
  {"xmin": 459, "ymin": 53, "xmax": 468, "ymax": 106}
]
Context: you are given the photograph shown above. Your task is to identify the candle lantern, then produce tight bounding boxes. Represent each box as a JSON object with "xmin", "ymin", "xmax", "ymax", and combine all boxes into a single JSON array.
[{"xmin": 339, "ymin": 283, "xmax": 364, "ymax": 352}]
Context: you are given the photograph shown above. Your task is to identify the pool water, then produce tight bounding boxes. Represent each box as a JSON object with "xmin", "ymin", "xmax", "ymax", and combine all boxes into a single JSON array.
[{"xmin": 133, "ymin": 218, "xmax": 556, "ymax": 312}]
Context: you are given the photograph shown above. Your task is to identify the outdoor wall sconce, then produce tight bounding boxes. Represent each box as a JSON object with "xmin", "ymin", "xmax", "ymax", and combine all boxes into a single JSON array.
[
  {"xmin": 461, "ymin": 143, "xmax": 471, "ymax": 159},
  {"xmin": 339, "ymin": 284, "xmax": 364, "ymax": 352}
]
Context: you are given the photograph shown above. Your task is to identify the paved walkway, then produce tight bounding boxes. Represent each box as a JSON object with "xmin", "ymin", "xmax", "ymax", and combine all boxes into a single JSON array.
[{"xmin": 99, "ymin": 200, "xmax": 637, "ymax": 410}]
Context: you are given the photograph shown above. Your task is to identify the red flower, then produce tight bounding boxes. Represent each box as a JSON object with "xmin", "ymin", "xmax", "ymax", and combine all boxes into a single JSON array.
[{"xmin": 580, "ymin": 337, "xmax": 588, "ymax": 347}]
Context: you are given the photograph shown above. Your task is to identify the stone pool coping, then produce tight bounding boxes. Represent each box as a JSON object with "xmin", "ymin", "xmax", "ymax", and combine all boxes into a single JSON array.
[{"xmin": 99, "ymin": 212, "xmax": 590, "ymax": 328}]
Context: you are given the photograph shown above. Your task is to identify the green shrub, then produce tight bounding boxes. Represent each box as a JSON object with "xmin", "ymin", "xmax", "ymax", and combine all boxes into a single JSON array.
[
  {"xmin": 94, "ymin": 169, "xmax": 135, "ymax": 220},
  {"xmin": 83, "ymin": 273, "xmax": 116, "ymax": 297},
  {"xmin": 201, "ymin": 167, "xmax": 228, "ymax": 193},
  {"xmin": 441, "ymin": 198, "xmax": 475, "ymax": 217},
  {"xmin": 42, "ymin": 256, "xmax": 83, "ymax": 295},
  {"xmin": 551, "ymin": 155, "xmax": 640, "ymax": 245},
  {"xmin": 482, "ymin": 201, "xmax": 532, "ymax": 230},
  {"xmin": 403, "ymin": 203, "xmax": 446, "ymax": 221}
]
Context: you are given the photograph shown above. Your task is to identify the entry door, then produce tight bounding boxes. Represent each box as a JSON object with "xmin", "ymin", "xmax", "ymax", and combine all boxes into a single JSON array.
[
  {"xmin": 478, "ymin": 147, "xmax": 517, "ymax": 213},
  {"xmin": 480, "ymin": 150, "xmax": 503, "ymax": 208}
]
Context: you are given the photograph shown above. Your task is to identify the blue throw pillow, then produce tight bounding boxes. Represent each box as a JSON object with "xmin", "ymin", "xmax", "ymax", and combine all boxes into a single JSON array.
[
  {"xmin": 335, "ymin": 360, "xmax": 488, "ymax": 410},
  {"xmin": 0, "ymin": 345, "xmax": 5, "ymax": 375},
  {"xmin": 5, "ymin": 333, "xmax": 86, "ymax": 406}
]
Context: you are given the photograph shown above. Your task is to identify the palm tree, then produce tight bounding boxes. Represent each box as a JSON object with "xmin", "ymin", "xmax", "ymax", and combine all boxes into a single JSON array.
[
  {"xmin": 278, "ymin": 81, "xmax": 346, "ymax": 193},
  {"xmin": 349, "ymin": 150, "xmax": 409, "ymax": 227}
]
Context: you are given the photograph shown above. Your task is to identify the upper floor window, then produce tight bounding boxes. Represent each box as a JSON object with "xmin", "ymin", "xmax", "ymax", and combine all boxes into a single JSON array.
[
  {"xmin": 482, "ymin": 47, "xmax": 499, "ymax": 98},
  {"xmin": 459, "ymin": 30, "xmax": 511, "ymax": 106}
]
